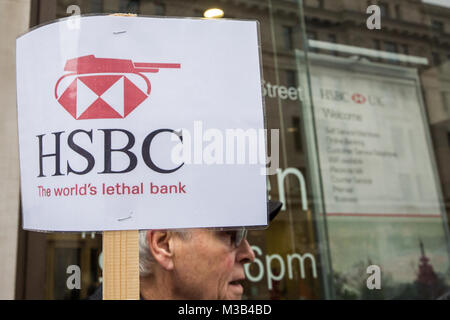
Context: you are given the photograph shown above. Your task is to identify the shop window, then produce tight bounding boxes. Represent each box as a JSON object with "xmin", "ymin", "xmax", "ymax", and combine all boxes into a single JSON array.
[
  {"xmin": 328, "ymin": 34, "xmax": 337, "ymax": 55},
  {"xmin": 384, "ymin": 41, "xmax": 398, "ymax": 53},
  {"xmin": 442, "ymin": 92, "xmax": 450, "ymax": 115},
  {"xmin": 51, "ymin": 248, "xmax": 81, "ymax": 299},
  {"xmin": 379, "ymin": 3, "xmax": 389, "ymax": 18},
  {"xmin": 307, "ymin": 31, "xmax": 316, "ymax": 41},
  {"xmin": 431, "ymin": 20, "xmax": 444, "ymax": 32},
  {"xmin": 401, "ymin": 44, "xmax": 409, "ymax": 55},
  {"xmin": 282, "ymin": 25, "xmax": 294, "ymax": 51},
  {"xmin": 20, "ymin": 0, "xmax": 450, "ymax": 302},
  {"xmin": 432, "ymin": 52, "xmax": 441, "ymax": 66},
  {"xmin": 291, "ymin": 116, "xmax": 303, "ymax": 152},
  {"xmin": 155, "ymin": 3, "xmax": 166, "ymax": 16},
  {"xmin": 395, "ymin": 4, "xmax": 401, "ymax": 19},
  {"xmin": 119, "ymin": 0, "xmax": 140, "ymax": 14},
  {"xmin": 307, "ymin": 31, "xmax": 317, "ymax": 52},
  {"xmin": 373, "ymin": 39, "xmax": 381, "ymax": 50},
  {"xmin": 383, "ymin": 41, "xmax": 398, "ymax": 64},
  {"xmin": 286, "ymin": 70, "xmax": 297, "ymax": 87},
  {"xmin": 328, "ymin": 34, "xmax": 336, "ymax": 43},
  {"xmin": 90, "ymin": 0, "xmax": 103, "ymax": 13}
]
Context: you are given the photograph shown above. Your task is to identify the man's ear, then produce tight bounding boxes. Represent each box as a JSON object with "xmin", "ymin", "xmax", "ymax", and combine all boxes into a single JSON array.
[{"xmin": 146, "ymin": 230, "xmax": 175, "ymax": 271}]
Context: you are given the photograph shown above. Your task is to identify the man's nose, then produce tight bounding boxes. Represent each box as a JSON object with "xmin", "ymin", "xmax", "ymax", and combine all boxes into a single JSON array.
[{"xmin": 236, "ymin": 239, "xmax": 255, "ymax": 264}]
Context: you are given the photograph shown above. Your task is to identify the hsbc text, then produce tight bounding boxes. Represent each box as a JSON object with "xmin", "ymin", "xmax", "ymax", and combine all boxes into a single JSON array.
[{"xmin": 36, "ymin": 128, "xmax": 183, "ymax": 177}]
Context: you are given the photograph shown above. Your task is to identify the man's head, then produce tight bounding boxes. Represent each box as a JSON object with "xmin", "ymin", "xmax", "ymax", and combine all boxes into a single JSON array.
[
  {"xmin": 139, "ymin": 228, "xmax": 255, "ymax": 300},
  {"xmin": 138, "ymin": 200, "xmax": 282, "ymax": 300}
]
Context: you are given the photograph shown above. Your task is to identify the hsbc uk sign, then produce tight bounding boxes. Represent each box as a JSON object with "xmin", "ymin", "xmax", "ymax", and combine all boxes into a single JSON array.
[
  {"xmin": 319, "ymin": 88, "xmax": 385, "ymax": 106},
  {"xmin": 16, "ymin": 16, "xmax": 267, "ymax": 231}
]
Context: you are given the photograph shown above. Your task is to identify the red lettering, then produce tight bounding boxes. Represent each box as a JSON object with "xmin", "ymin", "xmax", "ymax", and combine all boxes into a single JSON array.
[
  {"xmin": 106, "ymin": 186, "xmax": 114, "ymax": 195},
  {"xmin": 149, "ymin": 182, "xmax": 187, "ymax": 194},
  {"xmin": 150, "ymin": 183, "xmax": 159, "ymax": 194}
]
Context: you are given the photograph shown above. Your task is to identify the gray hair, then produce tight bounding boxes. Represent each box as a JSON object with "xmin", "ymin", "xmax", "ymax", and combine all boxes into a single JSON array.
[{"xmin": 139, "ymin": 229, "xmax": 191, "ymax": 277}]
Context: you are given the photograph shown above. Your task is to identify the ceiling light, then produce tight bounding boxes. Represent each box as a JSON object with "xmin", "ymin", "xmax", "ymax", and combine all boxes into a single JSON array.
[{"xmin": 204, "ymin": 8, "xmax": 224, "ymax": 18}]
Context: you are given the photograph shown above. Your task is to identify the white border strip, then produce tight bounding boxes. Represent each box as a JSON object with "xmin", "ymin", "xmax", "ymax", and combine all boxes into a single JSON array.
[{"xmin": 308, "ymin": 40, "xmax": 429, "ymax": 65}]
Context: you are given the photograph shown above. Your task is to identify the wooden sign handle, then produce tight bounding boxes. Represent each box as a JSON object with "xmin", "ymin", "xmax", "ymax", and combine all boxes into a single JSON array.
[
  {"xmin": 102, "ymin": 12, "xmax": 140, "ymax": 301},
  {"xmin": 102, "ymin": 230, "xmax": 140, "ymax": 300}
]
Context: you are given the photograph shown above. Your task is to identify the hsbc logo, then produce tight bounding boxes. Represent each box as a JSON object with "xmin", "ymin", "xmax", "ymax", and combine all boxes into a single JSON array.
[
  {"xmin": 54, "ymin": 55, "xmax": 180, "ymax": 119},
  {"xmin": 35, "ymin": 55, "xmax": 184, "ymax": 178},
  {"xmin": 351, "ymin": 93, "xmax": 366, "ymax": 104},
  {"xmin": 319, "ymin": 88, "xmax": 384, "ymax": 106}
]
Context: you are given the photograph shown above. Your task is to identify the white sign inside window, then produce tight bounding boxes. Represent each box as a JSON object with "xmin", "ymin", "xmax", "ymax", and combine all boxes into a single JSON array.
[{"xmin": 311, "ymin": 65, "xmax": 442, "ymax": 217}]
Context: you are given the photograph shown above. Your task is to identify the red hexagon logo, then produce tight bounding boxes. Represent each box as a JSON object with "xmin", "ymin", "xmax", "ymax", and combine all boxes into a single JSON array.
[
  {"xmin": 55, "ymin": 55, "xmax": 180, "ymax": 119},
  {"xmin": 352, "ymin": 93, "xmax": 366, "ymax": 104}
]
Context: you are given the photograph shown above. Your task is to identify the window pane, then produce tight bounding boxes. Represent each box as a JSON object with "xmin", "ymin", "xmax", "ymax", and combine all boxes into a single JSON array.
[{"xmin": 8, "ymin": 0, "xmax": 450, "ymax": 301}]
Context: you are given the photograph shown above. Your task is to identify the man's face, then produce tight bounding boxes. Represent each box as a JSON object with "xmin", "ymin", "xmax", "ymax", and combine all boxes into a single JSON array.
[{"xmin": 170, "ymin": 228, "xmax": 255, "ymax": 299}]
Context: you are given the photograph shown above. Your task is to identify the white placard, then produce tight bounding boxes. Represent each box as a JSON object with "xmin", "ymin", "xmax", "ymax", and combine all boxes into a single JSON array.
[
  {"xmin": 16, "ymin": 16, "xmax": 267, "ymax": 231},
  {"xmin": 311, "ymin": 64, "xmax": 442, "ymax": 216}
]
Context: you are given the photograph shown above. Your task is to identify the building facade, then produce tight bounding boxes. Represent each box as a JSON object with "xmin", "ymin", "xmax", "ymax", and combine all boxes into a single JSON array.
[{"xmin": 1, "ymin": 0, "xmax": 449, "ymax": 299}]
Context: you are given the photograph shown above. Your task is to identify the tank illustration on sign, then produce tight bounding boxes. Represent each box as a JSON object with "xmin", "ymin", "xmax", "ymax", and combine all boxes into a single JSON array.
[{"xmin": 54, "ymin": 55, "xmax": 180, "ymax": 119}]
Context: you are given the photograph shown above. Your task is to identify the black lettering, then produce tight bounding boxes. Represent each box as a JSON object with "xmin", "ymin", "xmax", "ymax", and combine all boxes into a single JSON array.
[
  {"xmin": 99, "ymin": 129, "xmax": 137, "ymax": 174},
  {"xmin": 37, "ymin": 131, "xmax": 64, "ymax": 177},
  {"xmin": 67, "ymin": 129, "xmax": 95, "ymax": 175},
  {"xmin": 142, "ymin": 129, "xmax": 184, "ymax": 174}
]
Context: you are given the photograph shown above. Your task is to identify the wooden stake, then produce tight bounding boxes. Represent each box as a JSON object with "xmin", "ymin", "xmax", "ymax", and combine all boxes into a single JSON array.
[
  {"xmin": 102, "ymin": 230, "xmax": 140, "ymax": 300},
  {"xmin": 102, "ymin": 12, "xmax": 140, "ymax": 301}
]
